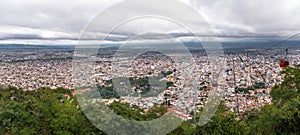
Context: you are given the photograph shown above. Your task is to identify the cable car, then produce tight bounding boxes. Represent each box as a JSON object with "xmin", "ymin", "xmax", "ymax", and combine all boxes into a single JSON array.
[{"xmin": 279, "ymin": 49, "xmax": 289, "ymax": 68}]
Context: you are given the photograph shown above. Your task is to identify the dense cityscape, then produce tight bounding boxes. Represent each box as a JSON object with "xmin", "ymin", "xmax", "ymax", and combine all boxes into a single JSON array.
[
  {"xmin": 1, "ymin": 0, "xmax": 300, "ymax": 134},
  {"xmin": 1, "ymin": 44, "xmax": 299, "ymax": 120}
]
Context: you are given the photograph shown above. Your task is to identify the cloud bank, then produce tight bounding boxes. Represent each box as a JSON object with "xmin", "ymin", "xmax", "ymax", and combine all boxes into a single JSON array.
[{"xmin": 0, "ymin": 0, "xmax": 300, "ymax": 45}]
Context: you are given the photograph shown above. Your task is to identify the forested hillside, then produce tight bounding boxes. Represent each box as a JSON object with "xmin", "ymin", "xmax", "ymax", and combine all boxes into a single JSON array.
[{"xmin": 1, "ymin": 65, "xmax": 299, "ymax": 135}]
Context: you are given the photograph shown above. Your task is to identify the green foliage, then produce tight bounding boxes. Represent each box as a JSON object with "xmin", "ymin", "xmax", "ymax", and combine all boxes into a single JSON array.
[
  {"xmin": 0, "ymin": 87, "xmax": 105, "ymax": 135},
  {"xmin": 161, "ymin": 71, "xmax": 173, "ymax": 77},
  {"xmin": 237, "ymin": 82, "xmax": 265, "ymax": 93},
  {"xmin": 108, "ymin": 101, "xmax": 167, "ymax": 121},
  {"xmin": 129, "ymin": 77, "xmax": 151, "ymax": 95},
  {"xmin": 168, "ymin": 109, "xmax": 248, "ymax": 135},
  {"xmin": 98, "ymin": 76, "xmax": 169, "ymax": 98},
  {"xmin": 271, "ymin": 66, "xmax": 300, "ymax": 105},
  {"xmin": 253, "ymin": 82, "xmax": 265, "ymax": 89},
  {"xmin": 166, "ymin": 82, "xmax": 174, "ymax": 88},
  {"xmin": 245, "ymin": 65, "xmax": 300, "ymax": 134},
  {"xmin": 194, "ymin": 113, "xmax": 248, "ymax": 135},
  {"xmin": 98, "ymin": 85, "xmax": 120, "ymax": 99},
  {"xmin": 168, "ymin": 66, "xmax": 300, "ymax": 135},
  {"xmin": 0, "ymin": 65, "xmax": 299, "ymax": 134},
  {"xmin": 237, "ymin": 87, "xmax": 254, "ymax": 93}
]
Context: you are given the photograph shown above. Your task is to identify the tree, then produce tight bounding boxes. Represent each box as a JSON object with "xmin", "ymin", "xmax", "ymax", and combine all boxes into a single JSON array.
[
  {"xmin": 168, "ymin": 105, "xmax": 248, "ymax": 135},
  {"xmin": 0, "ymin": 87, "xmax": 105, "ymax": 134},
  {"xmin": 245, "ymin": 65, "xmax": 300, "ymax": 134},
  {"xmin": 193, "ymin": 113, "xmax": 248, "ymax": 134}
]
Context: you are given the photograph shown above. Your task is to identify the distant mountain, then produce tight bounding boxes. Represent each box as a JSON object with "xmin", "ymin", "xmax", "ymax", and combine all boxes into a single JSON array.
[
  {"xmin": 1, "ymin": 40, "xmax": 300, "ymax": 49},
  {"xmin": 182, "ymin": 40, "xmax": 300, "ymax": 49}
]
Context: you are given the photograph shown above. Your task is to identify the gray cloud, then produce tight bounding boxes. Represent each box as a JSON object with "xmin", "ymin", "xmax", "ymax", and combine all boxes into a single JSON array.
[
  {"xmin": 0, "ymin": 0, "xmax": 300, "ymax": 44},
  {"xmin": 0, "ymin": 0, "xmax": 120, "ymax": 32},
  {"xmin": 191, "ymin": 0, "xmax": 300, "ymax": 35},
  {"xmin": 0, "ymin": 34, "xmax": 42, "ymax": 40}
]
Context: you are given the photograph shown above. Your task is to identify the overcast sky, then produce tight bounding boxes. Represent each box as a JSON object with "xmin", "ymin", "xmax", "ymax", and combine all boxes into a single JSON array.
[{"xmin": 0, "ymin": 0, "xmax": 300, "ymax": 45}]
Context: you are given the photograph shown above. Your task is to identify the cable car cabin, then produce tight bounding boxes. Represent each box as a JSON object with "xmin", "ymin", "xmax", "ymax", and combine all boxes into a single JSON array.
[
  {"xmin": 279, "ymin": 49, "xmax": 290, "ymax": 68},
  {"xmin": 279, "ymin": 59, "xmax": 289, "ymax": 68}
]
